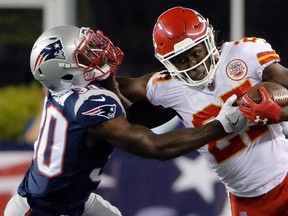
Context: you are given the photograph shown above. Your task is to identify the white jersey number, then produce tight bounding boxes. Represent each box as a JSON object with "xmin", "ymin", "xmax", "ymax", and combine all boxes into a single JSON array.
[
  {"xmin": 34, "ymin": 105, "xmax": 68, "ymax": 177},
  {"xmin": 193, "ymin": 80, "xmax": 268, "ymax": 163}
]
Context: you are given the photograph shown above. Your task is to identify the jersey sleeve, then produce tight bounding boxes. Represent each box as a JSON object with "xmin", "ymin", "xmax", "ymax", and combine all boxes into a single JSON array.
[
  {"xmin": 243, "ymin": 38, "xmax": 280, "ymax": 79},
  {"xmin": 146, "ymin": 71, "xmax": 172, "ymax": 106},
  {"xmin": 255, "ymin": 38, "xmax": 281, "ymax": 79},
  {"xmin": 146, "ymin": 74, "xmax": 159, "ymax": 106},
  {"xmin": 74, "ymin": 88, "xmax": 125, "ymax": 128},
  {"xmin": 227, "ymin": 38, "xmax": 281, "ymax": 80},
  {"xmin": 254, "ymin": 38, "xmax": 280, "ymax": 66}
]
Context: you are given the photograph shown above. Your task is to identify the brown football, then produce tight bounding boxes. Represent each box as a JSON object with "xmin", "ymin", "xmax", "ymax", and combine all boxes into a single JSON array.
[{"xmin": 247, "ymin": 81, "xmax": 288, "ymax": 106}]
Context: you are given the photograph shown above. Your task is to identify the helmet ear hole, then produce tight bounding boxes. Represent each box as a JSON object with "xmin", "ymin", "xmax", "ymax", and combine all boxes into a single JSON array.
[
  {"xmin": 38, "ymin": 68, "xmax": 43, "ymax": 75},
  {"xmin": 61, "ymin": 74, "xmax": 73, "ymax": 81}
]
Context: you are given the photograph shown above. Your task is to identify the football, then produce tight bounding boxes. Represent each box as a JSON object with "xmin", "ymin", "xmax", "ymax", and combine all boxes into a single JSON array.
[{"xmin": 246, "ymin": 81, "xmax": 288, "ymax": 106}]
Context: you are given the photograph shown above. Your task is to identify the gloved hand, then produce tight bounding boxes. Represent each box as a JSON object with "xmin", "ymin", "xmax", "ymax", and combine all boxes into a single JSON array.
[
  {"xmin": 239, "ymin": 87, "xmax": 281, "ymax": 125},
  {"xmin": 216, "ymin": 94, "xmax": 249, "ymax": 133}
]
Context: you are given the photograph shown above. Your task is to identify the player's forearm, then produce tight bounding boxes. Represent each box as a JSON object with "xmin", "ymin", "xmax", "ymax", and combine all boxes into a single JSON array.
[
  {"xmin": 101, "ymin": 76, "xmax": 132, "ymax": 111},
  {"xmin": 116, "ymin": 76, "xmax": 148, "ymax": 102},
  {"xmin": 151, "ymin": 120, "xmax": 226, "ymax": 160},
  {"xmin": 97, "ymin": 116, "xmax": 226, "ymax": 161},
  {"xmin": 120, "ymin": 120, "xmax": 226, "ymax": 161},
  {"xmin": 280, "ymin": 106, "xmax": 288, "ymax": 121}
]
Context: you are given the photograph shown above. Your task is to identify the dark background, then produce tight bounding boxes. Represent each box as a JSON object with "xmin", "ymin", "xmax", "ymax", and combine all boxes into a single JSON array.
[
  {"xmin": 0, "ymin": 0, "xmax": 287, "ymax": 87},
  {"xmin": 89, "ymin": 0, "xmax": 230, "ymax": 77}
]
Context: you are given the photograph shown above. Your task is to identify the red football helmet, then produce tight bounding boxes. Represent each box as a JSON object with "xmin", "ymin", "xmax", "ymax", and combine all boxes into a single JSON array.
[{"xmin": 153, "ymin": 7, "xmax": 219, "ymax": 88}]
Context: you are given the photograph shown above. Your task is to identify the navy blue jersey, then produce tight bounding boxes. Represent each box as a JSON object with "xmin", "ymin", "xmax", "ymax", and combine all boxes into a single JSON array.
[{"xmin": 18, "ymin": 84, "xmax": 125, "ymax": 212}]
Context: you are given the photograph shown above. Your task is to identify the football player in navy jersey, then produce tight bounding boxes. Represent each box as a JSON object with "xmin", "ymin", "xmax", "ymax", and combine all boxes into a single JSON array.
[{"xmin": 4, "ymin": 25, "xmax": 246, "ymax": 216}]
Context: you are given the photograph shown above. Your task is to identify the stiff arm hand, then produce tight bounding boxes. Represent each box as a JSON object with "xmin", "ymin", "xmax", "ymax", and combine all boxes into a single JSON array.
[{"xmin": 216, "ymin": 94, "xmax": 249, "ymax": 133}]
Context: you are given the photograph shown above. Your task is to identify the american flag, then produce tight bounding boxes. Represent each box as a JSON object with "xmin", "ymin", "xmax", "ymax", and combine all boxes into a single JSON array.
[
  {"xmin": 0, "ymin": 149, "xmax": 33, "ymax": 213},
  {"xmin": 97, "ymin": 148, "xmax": 231, "ymax": 216},
  {"xmin": 0, "ymin": 143, "xmax": 231, "ymax": 216}
]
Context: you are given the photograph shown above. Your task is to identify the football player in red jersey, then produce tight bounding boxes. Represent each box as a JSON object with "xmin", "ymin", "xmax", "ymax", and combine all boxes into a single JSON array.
[
  {"xmin": 4, "ymin": 25, "xmax": 245, "ymax": 216},
  {"xmin": 117, "ymin": 6, "xmax": 288, "ymax": 216}
]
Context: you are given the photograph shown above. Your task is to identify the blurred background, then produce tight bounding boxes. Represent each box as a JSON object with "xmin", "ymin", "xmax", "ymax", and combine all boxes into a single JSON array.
[{"xmin": 0, "ymin": 0, "xmax": 287, "ymax": 215}]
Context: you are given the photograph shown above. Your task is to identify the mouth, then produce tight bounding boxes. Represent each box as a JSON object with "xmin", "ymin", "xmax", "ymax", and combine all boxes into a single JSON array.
[
  {"xmin": 188, "ymin": 70, "xmax": 207, "ymax": 81},
  {"xmin": 196, "ymin": 71, "xmax": 207, "ymax": 80}
]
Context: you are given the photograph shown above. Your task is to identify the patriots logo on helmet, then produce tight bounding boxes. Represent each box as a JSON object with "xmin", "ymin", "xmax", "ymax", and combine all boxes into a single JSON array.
[
  {"xmin": 33, "ymin": 37, "xmax": 66, "ymax": 71},
  {"xmin": 82, "ymin": 104, "xmax": 116, "ymax": 119}
]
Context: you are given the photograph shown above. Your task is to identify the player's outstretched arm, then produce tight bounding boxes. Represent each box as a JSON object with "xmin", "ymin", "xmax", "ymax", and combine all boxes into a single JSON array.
[
  {"xmin": 90, "ymin": 115, "xmax": 226, "ymax": 161},
  {"xmin": 90, "ymin": 95, "xmax": 245, "ymax": 160},
  {"xmin": 116, "ymin": 72, "xmax": 154, "ymax": 102}
]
